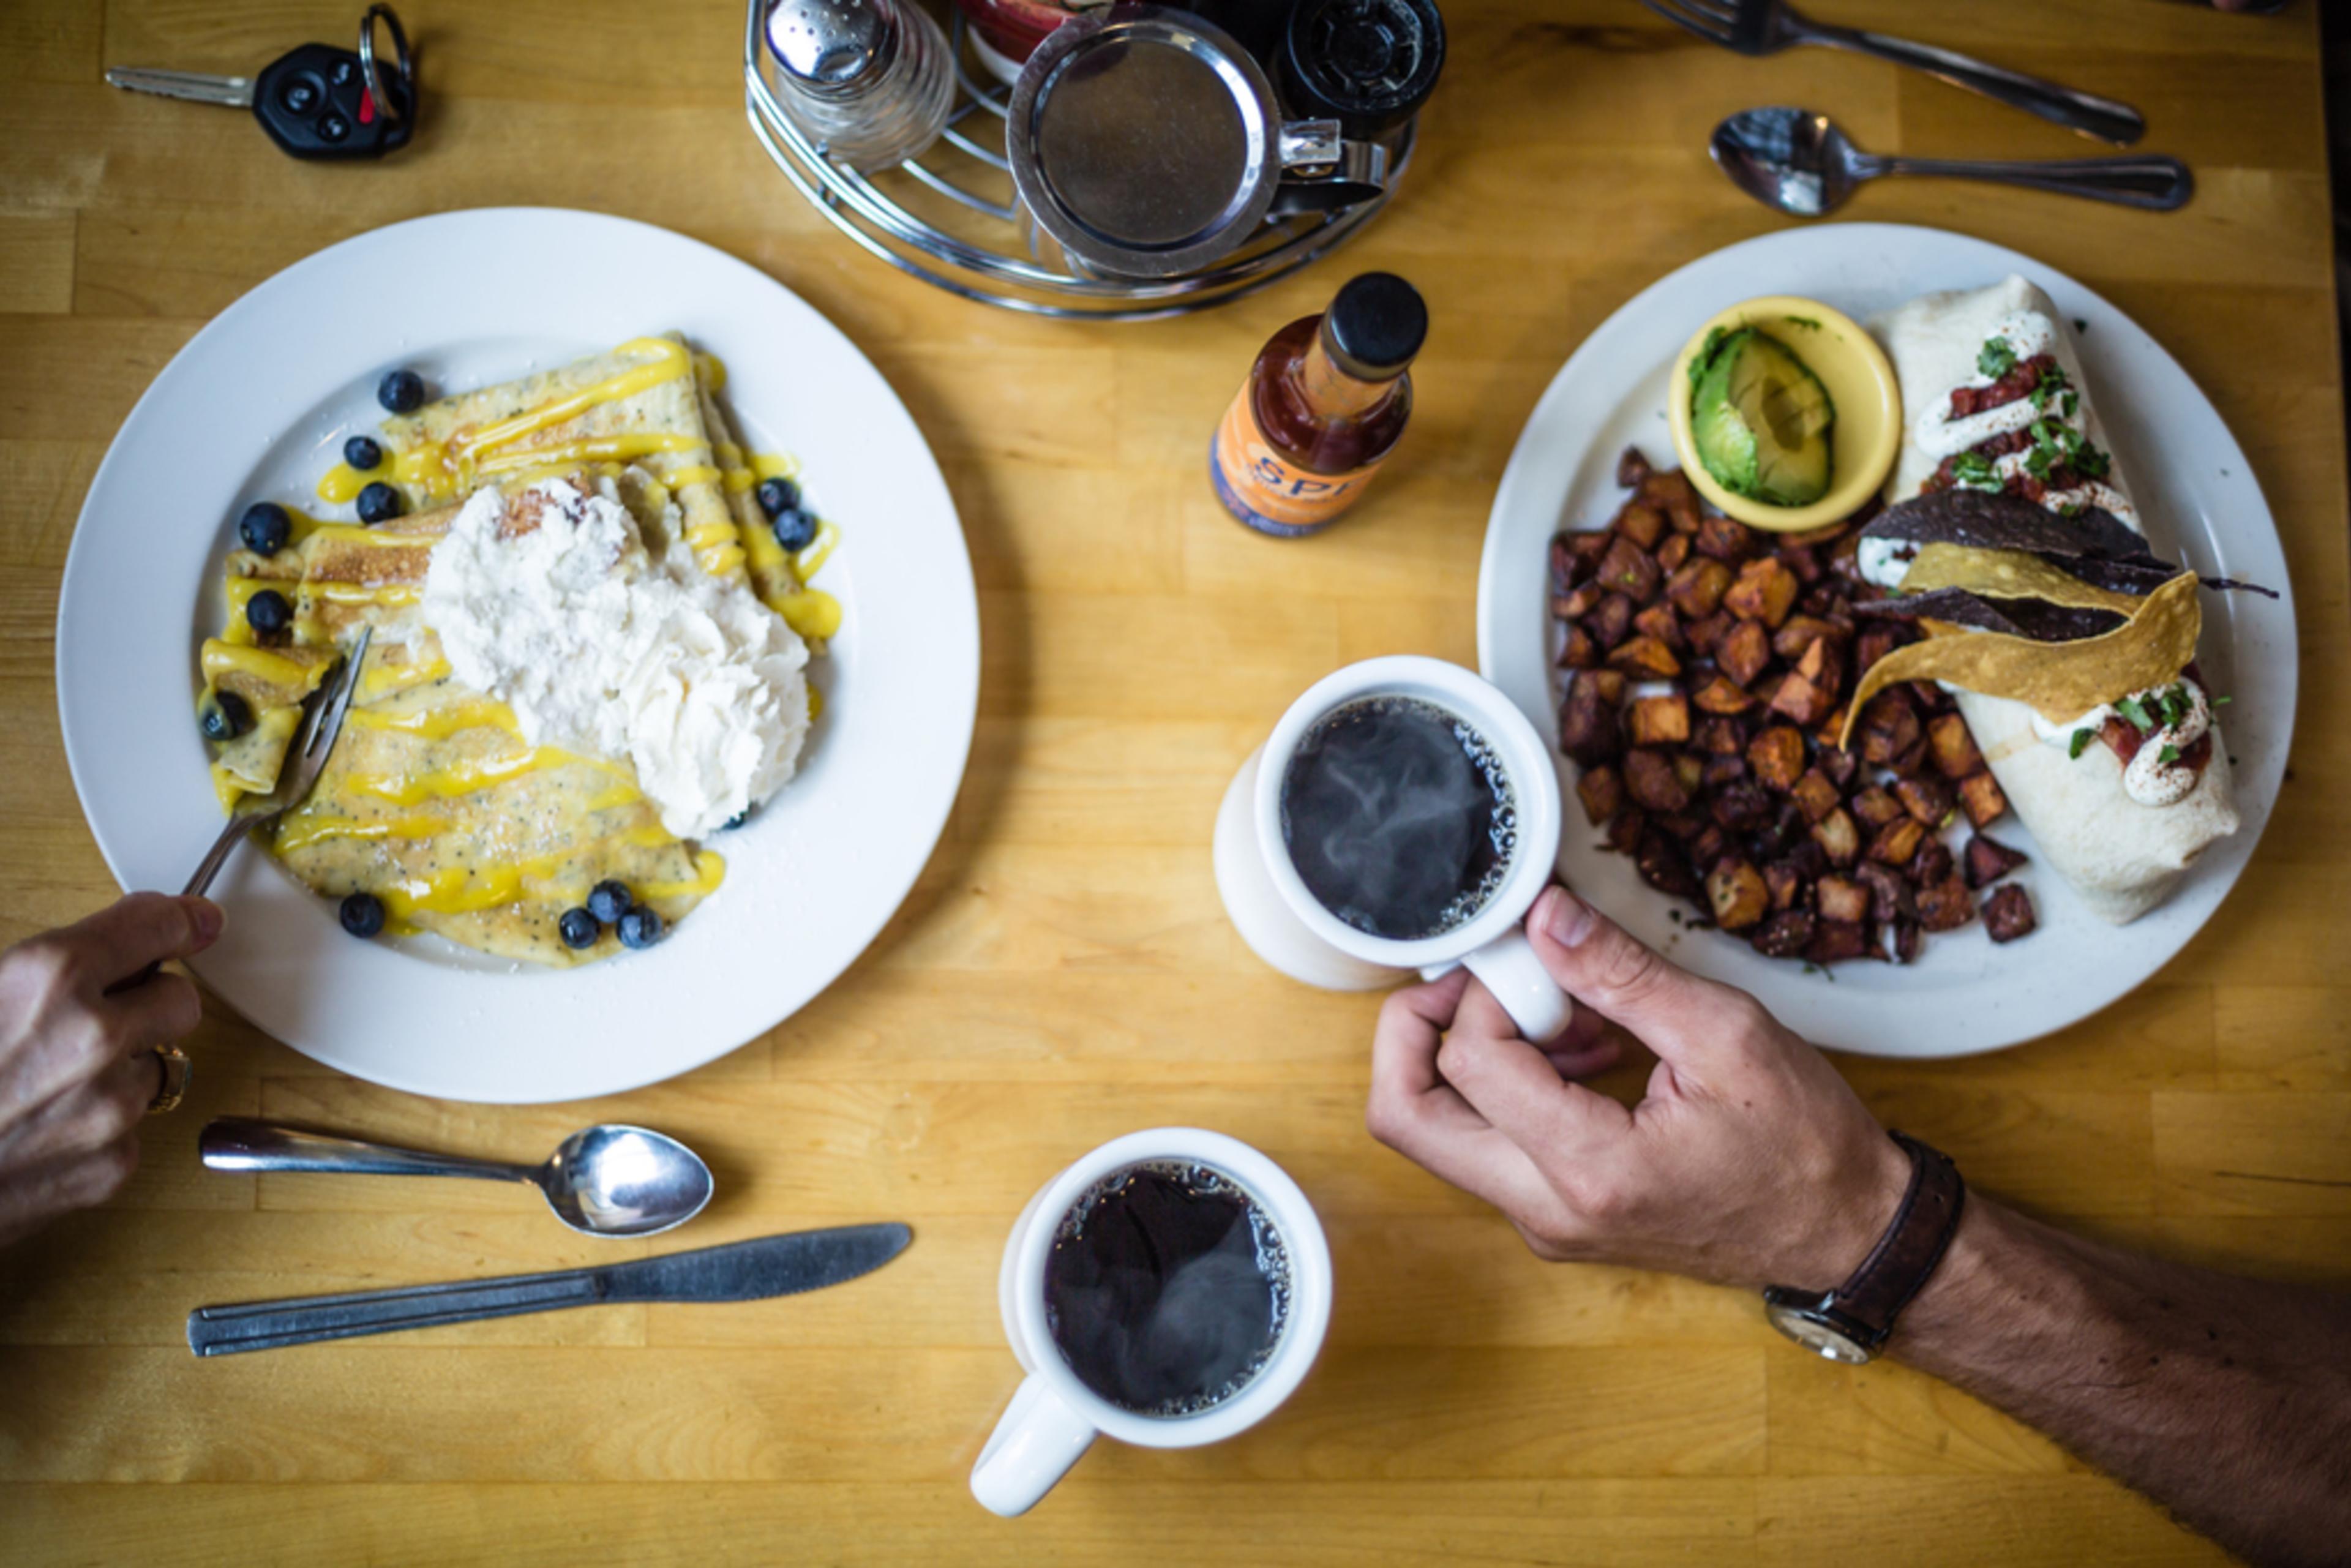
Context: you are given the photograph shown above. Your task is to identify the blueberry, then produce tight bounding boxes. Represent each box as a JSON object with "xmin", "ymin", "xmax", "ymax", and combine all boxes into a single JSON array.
[
  {"xmin": 756, "ymin": 476, "xmax": 800, "ymax": 519},
  {"xmin": 378, "ymin": 369, "xmax": 426, "ymax": 413},
  {"xmin": 558, "ymin": 907, "xmax": 600, "ymax": 950},
  {"xmin": 246, "ymin": 588, "xmax": 292, "ymax": 636},
  {"xmin": 587, "ymin": 880, "xmax": 633, "ymax": 925},
  {"xmin": 720, "ymin": 809, "xmax": 750, "ymax": 831},
  {"xmin": 770, "ymin": 506, "xmax": 817, "ymax": 552},
  {"xmin": 356, "ymin": 481, "xmax": 403, "ymax": 525},
  {"xmin": 198, "ymin": 689, "xmax": 252, "ymax": 742},
  {"xmin": 239, "ymin": 501, "xmax": 291, "ymax": 555},
  {"xmin": 617, "ymin": 907, "xmax": 666, "ymax": 950},
  {"xmin": 339, "ymin": 891, "xmax": 387, "ymax": 938},
  {"xmin": 344, "ymin": 435, "xmax": 383, "ymax": 470}
]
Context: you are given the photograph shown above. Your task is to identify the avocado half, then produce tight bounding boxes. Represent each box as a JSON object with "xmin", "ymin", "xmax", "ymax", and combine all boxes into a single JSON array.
[{"xmin": 1689, "ymin": 326, "xmax": 1835, "ymax": 507}]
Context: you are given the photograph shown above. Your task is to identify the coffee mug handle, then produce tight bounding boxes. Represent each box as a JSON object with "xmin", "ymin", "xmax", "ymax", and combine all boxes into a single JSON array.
[
  {"xmin": 970, "ymin": 1372, "xmax": 1098, "ymax": 1518},
  {"xmin": 1428, "ymin": 927, "xmax": 1573, "ymax": 1045}
]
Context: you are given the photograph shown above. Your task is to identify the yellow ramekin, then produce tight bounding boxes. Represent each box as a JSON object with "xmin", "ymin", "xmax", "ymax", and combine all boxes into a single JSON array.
[{"xmin": 1667, "ymin": 294, "xmax": 1902, "ymax": 534}]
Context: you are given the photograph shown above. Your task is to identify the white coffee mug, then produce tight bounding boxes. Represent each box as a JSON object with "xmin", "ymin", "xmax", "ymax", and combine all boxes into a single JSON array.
[
  {"xmin": 1213, "ymin": 655, "xmax": 1573, "ymax": 1043},
  {"xmin": 969, "ymin": 1128, "xmax": 1334, "ymax": 1518}
]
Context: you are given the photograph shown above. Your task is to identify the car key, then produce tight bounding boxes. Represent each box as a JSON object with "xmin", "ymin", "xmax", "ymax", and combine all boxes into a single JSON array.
[{"xmin": 106, "ymin": 3, "xmax": 414, "ymax": 162}]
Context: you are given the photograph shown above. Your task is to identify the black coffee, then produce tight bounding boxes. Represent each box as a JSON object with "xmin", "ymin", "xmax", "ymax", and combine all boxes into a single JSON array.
[
  {"xmin": 1043, "ymin": 1162, "xmax": 1291, "ymax": 1417},
  {"xmin": 1278, "ymin": 694, "xmax": 1515, "ymax": 940}
]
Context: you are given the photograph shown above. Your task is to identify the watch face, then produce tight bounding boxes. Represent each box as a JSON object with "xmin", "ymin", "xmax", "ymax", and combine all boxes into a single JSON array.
[{"xmin": 1766, "ymin": 1301, "xmax": 1875, "ymax": 1364}]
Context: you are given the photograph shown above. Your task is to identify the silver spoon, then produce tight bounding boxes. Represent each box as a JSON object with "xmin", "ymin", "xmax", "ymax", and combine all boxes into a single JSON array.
[
  {"xmin": 1711, "ymin": 107, "xmax": 2192, "ymax": 219},
  {"xmin": 200, "ymin": 1117, "xmax": 714, "ymax": 1238}
]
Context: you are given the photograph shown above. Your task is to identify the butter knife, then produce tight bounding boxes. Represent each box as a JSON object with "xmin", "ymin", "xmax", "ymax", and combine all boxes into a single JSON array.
[{"xmin": 187, "ymin": 1222, "xmax": 911, "ymax": 1356}]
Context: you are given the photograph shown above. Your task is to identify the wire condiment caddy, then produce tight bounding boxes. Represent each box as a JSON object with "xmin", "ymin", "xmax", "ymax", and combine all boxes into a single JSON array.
[{"xmin": 741, "ymin": 1, "xmax": 1417, "ymax": 321}]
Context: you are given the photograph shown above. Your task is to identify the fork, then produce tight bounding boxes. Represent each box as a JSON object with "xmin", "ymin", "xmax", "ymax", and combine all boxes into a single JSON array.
[
  {"xmin": 1635, "ymin": 0, "xmax": 2145, "ymax": 146},
  {"xmin": 108, "ymin": 626, "xmax": 373, "ymax": 994}
]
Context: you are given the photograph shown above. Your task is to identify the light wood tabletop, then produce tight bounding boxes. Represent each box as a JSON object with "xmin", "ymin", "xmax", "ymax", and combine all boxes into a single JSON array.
[{"xmin": 2, "ymin": 1, "xmax": 2345, "ymax": 1562}]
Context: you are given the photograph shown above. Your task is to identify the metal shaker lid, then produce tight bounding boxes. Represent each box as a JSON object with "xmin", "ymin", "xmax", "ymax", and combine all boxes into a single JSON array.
[
  {"xmin": 1007, "ymin": 5, "xmax": 1281, "ymax": 279},
  {"xmin": 1281, "ymin": 0, "xmax": 1444, "ymax": 138},
  {"xmin": 766, "ymin": 0, "xmax": 895, "ymax": 92}
]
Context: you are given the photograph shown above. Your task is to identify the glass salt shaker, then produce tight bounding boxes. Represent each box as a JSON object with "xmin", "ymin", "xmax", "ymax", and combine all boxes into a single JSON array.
[{"xmin": 762, "ymin": 0, "xmax": 953, "ymax": 173}]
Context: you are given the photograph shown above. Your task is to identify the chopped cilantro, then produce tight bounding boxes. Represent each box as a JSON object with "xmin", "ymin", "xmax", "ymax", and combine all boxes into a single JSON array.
[
  {"xmin": 2022, "ymin": 444, "xmax": 2053, "ymax": 480},
  {"xmin": 2158, "ymin": 686, "xmax": 2188, "ymax": 727},
  {"xmin": 1783, "ymin": 316, "xmax": 1822, "ymax": 329},
  {"xmin": 2069, "ymin": 728, "xmax": 2094, "ymax": 760},
  {"xmin": 2158, "ymin": 743, "xmax": 2181, "ymax": 765},
  {"xmin": 2061, "ymin": 390, "xmax": 2079, "ymax": 418},
  {"xmin": 2214, "ymin": 694, "xmax": 2232, "ymax": 705},
  {"xmin": 2057, "ymin": 501, "xmax": 2087, "ymax": 518},
  {"xmin": 1950, "ymin": 451, "xmax": 2003, "ymax": 492},
  {"xmin": 2028, "ymin": 364, "xmax": 2071, "ymax": 412},
  {"xmin": 2117, "ymin": 695, "xmax": 2156, "ymax": 733},
  {"xmin": 1978, "ymin": 337, "xmax": 2018, "ymax": 379},
  {"xmin": 2074, "ymin": 444, "xmax": 2112, "ymax": 480}
]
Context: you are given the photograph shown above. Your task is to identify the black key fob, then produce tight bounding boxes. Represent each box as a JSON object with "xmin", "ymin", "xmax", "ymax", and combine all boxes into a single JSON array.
[{"xmin": 252, "ymin": 42, "xmax": 414, "ymax": 161}]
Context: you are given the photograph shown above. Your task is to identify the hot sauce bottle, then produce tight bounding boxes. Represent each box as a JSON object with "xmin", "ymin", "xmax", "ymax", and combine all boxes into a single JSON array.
[{"xmin": 1212, "ymin": 272, "xmax": 1427, "ymax": 537}]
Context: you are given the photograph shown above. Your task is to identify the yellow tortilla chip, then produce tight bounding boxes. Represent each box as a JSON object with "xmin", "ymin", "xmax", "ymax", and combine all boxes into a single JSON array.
[
  {"xmin": 1842, "ymin": 571, "xmax": 2203, "ymax": 741},
  {"xmin": 1897, "ymin": 543, "xmax": 2149, "ymax": 617}
]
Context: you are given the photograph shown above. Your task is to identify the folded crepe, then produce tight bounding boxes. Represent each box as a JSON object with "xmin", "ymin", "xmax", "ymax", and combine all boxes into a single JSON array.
[{"xmin": 1865, "ymin": 276, "xmax": 2240, "ymax": 925}]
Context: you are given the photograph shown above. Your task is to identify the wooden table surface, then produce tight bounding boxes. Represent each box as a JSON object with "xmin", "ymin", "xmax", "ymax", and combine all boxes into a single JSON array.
[{"xmin": 2, "ymin": 1, "xmax": 2345, "ymax": 1562}]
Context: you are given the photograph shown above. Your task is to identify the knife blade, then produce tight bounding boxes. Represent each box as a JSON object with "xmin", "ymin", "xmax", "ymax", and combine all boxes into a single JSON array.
[{"xmin": 186, "ymin": 1223, "xmax": 912, "ymax": 1357}]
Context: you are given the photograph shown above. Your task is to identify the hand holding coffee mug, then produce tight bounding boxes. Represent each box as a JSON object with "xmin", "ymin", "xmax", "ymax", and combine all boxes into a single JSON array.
[
  {"xmin": 970, "ymin": 1129, "xmax": 1333, "ymax": 1517},
  {"xmin": 1214, "ymin": 655, "xmax": 1574, "ymax": 1043}
]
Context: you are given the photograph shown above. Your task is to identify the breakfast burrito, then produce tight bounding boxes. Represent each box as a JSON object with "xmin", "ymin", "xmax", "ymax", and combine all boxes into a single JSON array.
[{"xmin": 1855, "ymin": 276, "xmax": 2244, "ymax": 925}]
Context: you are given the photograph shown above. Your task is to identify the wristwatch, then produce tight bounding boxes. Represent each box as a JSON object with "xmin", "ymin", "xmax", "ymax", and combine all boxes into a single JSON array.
[{"xmin": 1763, "ymin": 1131, "xmax": 1964, "ymax": 1364}]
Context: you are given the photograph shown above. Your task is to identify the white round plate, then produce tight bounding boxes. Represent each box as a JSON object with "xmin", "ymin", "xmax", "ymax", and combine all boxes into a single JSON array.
[
  {"xmin": 58, "ymin": 208, "xmax": 978, "ymax": 1102},
  {"xmin": 1477, "ymin": 223, "xmax": 2296, "ymax": 1059}
]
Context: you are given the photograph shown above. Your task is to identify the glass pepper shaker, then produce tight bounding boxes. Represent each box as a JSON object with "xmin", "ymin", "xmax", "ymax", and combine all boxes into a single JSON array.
[{"xmin": 762, "ymin": 0, "xmax": 954, "ymax": 173}]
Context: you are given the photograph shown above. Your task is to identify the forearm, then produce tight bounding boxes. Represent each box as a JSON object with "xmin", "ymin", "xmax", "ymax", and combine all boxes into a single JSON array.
[{"xmin": 1893, "ymin": 1196, "xmax": 2351, "ymax": 1568}]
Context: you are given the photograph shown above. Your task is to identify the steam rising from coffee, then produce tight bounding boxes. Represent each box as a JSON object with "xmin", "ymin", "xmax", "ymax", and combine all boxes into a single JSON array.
[
  {"xmin": 1044, "ymin": 1163, "xmax": 1291, "ymax": 1417},
  {"xmin": 1279, "ymin": 695, "xmax": 1516, "ymax": 940}
]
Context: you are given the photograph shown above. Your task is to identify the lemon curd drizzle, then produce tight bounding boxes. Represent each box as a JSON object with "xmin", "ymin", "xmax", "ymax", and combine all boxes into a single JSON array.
[
  {"xmin": 392, "ymin": 338, "xmax": 696, "ymax": 501},
  {"xmin": 315, "ymin": 461, "xmax": 372, "ymax": 503},
  {"xmin": 346, "ymin": 696, "xmax": 519, "ymax": 740}
]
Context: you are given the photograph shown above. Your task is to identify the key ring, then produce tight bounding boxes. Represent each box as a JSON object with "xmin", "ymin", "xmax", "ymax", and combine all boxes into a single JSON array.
[{"xmin": 358, "ymin": 3, "xmax": 411, "ymax": 126}]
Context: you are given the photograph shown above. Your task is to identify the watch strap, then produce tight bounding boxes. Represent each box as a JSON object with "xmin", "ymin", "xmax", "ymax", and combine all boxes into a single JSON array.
[{"xmin": 1829, "ymin": 1130, "xmax": 1965, "ymax": 1338}]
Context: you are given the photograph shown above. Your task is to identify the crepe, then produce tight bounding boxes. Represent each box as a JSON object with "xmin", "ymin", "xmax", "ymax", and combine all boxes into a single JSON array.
[
  {"xmin": 201, "ymin": 469, "xmax": 721, "ymax": 966},
  {"xmin": 1872, "ymin": 276, "xmax": 2238, "ymax": 925},
  {"xmin": 379, "ymin": 334, "xmax": 759, "ymax": 588}
]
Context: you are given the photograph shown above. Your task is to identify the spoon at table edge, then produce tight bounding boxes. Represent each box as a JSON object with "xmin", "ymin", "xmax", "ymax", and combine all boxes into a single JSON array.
[
  {"xmin": 200, "ymin": 1117, "xmax": 714, "ymax": 1239},
  {"xmin": 1711, "ymin": 107, "xmax": 2194, "ymax": 217}
]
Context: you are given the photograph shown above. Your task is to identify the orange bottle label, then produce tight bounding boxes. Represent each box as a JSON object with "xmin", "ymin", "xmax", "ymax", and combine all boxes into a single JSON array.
[{"xmin": 1211, "ymin": 381, "xmax": 1390, "ymax": 537}]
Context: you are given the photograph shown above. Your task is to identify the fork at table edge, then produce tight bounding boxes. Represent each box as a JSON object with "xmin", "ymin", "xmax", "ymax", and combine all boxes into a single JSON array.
[{"xmin": 105, "ymin": 626, "xmax": 374, "ymax": 996}]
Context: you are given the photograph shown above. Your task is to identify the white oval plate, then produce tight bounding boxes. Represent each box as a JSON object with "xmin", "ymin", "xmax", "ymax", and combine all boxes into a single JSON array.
[
  {"xmin": 1477, "ymin": 223, "xmax": 2296, "ymax": 1059},
  {"xmin": 58, "ymin": 208, "xmax": 978, "ymax": 1102}
]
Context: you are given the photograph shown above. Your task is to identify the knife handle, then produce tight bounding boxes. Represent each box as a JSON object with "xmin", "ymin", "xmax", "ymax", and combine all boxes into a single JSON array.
[{"xmin": 188, "ymin": 1267, "xmax": 602, "ymax": 1356}]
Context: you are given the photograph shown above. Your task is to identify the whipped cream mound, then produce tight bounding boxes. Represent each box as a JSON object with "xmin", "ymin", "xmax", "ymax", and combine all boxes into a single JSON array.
[{"xmin": 422, "ymin": 475, "xmax": 810, "ymax": 839}]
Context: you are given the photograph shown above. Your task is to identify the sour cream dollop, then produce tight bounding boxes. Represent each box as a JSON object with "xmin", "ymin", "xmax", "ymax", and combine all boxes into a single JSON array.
[{"xmin": 422, "ymin": 475, "xmax": 810, "ymax": 838}]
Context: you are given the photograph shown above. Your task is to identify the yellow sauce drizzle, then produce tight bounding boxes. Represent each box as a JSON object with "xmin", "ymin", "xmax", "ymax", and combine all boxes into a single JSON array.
[
  {"xmin": 456, "ymin": 338, "xmax": 690, "ymax": 462},
  {"xmin": 201, "ymin": 640, "xmax": 324, "ymax": 689},
  {"xmin": 779, "ymin": 591, "xmax": 842, "ymax": 642},
  {"xmin": 361, "ymin": 655, "xmax": 451, "ymax": 699},
  {"xmin": 476, "ymin": 431, "xmax": 705, "ymax": 479},
  {"xmin": 311, "ymin": 583, "xmax": 422, "ymax": 608},
  {"xmin": 665, "ymin": 464, "xmax": 723, "ymax": 489},
  {"xmin": 694, "ymin": 352, "xmax": 727, "ymax": 392},
  {"xmin": 316, "ymin": 461, "xmax": 383, "ymax": 504},
  {"xmin": 347, "ymin": 696, "xmax": 519, "ymax": 740},
  {"xmin": 343, "ymin": 747, "xmax": 584, "ymax": 807}
]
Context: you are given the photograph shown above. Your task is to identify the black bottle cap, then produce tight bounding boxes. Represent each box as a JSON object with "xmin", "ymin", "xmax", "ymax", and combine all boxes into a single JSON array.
[
  {"xmin": 1321, "ymin": 272, "xmax": 1427, "ymax": 380},
  {"xmin": 1280, "ymin": 0, "xmax": 1445, "ymax": 138}
]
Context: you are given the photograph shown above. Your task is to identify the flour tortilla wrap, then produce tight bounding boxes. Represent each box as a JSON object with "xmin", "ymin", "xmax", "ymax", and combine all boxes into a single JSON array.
[{"xmin": 1872, "ymin": 276, "xmax": 2237, "ymax": 925}]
